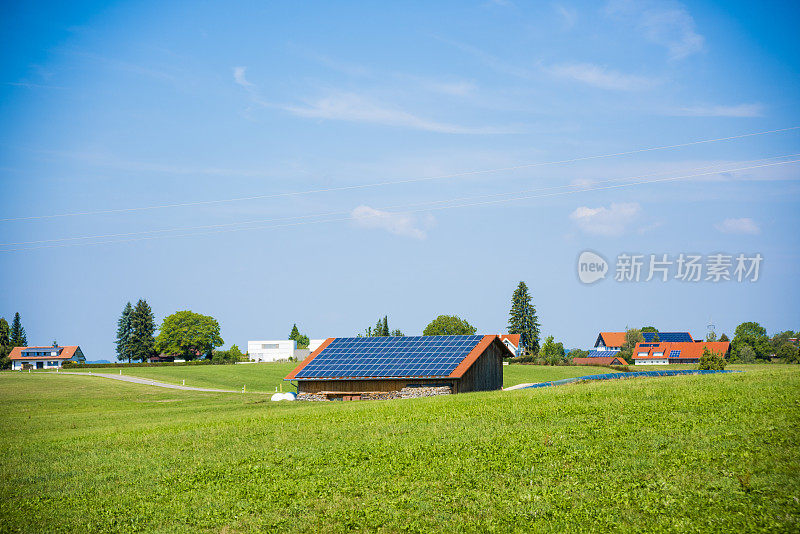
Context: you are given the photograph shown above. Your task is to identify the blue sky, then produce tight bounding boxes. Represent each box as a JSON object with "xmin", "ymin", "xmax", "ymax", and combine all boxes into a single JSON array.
[{"xmin": 1, "ymin": 0, "xmax": 799, "ymax": 358}]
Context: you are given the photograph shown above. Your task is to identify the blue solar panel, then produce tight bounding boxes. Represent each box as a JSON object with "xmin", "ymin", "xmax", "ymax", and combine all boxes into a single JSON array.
[
  {"xmin": 642, "ymin": 332, "xmax": 693, "ymax": 342},
  {"xmin": 295, "ymin": 335, "xmax": 484, "ymax": 379},
  {"xmin": 586, "ymin": 349, "xmax": 620, "ymax": 358},
  {"xmin": 669, "ymin": 350, "xmax": 682, "ymax": 357}
]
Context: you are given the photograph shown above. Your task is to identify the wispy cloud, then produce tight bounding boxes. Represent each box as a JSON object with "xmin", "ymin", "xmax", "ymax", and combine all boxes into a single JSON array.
[
  {"xmin": 670, "ymin": 103, "xmax": 765, "ymax": 118},
  {"xmin": 232, "ymin": 66, "xmax": 509, "ymax": 133},
  {"xmin": 436, "ymin": 37, "xmax": 534, "ymax": 79},
  {"xmin": 570, "ymin": 202, "xmax": 641, "ymax": 236},
  {"xmin": 547, "ymin": 62, "xmax": 655, "ymax": 91},
  {"xmin": 553, "ymin": 3, "xmax": 578, "ymax": 28},
  {"xmin": 233, "ymin": 66, "xmax": 253, "ymax": 88},
  {"xmin": 605, "ymin": 0, "xmax": 704, "ymax": 60},
  {"xmin": 715, "ymin": 217, "xmax": 760, "ymax": 235},
  {"xmin": 351, "ymin": 205, "xmax": 429, "ymax": 239}
]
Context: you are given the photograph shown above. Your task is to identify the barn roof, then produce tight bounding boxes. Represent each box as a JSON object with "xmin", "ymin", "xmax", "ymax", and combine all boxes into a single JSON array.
[{"xmin": 285, "ymin": 335, "xmax": 512, "ymax": 381}]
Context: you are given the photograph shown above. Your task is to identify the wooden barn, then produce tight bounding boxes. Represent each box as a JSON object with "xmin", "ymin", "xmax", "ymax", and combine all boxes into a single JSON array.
[{"xmin": 284, "ymin": 335, "xmax": 513, "ymax": 399}]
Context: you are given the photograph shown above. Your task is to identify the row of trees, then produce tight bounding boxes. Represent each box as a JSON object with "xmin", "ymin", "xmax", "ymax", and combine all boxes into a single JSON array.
[
  {"xmin": 115, "ymin": 300, "xmax": 225, "ymax": 362},
  {"xmin": 361, "ymin": 316, "xmax": 404, "ymax": 337},
  {"xmin": 0, "ymin": 313, "xmax": 27, "ymax": 369}
]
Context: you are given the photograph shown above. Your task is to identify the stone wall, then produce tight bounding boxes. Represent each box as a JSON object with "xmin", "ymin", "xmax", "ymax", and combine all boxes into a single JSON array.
[{"xmin": 297, "ymin": 384, "xmax": 452, "ymax": 401}]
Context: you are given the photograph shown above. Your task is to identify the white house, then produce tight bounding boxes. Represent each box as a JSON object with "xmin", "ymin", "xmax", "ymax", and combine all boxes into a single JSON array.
[
  {"xmin": 247, "ymin": 339, "xmax": 327, "ymax": 362},
  {"xmin": 9, "ymin": 345, "xmax": 86, "ymax": 370},
  {"xmin": 500, "ymin": 334, "xmax": 522, "ymax": 357}
]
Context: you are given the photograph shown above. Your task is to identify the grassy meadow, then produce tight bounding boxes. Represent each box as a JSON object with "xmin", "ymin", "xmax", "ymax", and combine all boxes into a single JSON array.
[
  {"xmin": 1, "ymin": 365, "xmax": 798, "ymax": 532},
  {"xmin": 53, "ymin": 362, "xmax": 617, "ymax": 392}
]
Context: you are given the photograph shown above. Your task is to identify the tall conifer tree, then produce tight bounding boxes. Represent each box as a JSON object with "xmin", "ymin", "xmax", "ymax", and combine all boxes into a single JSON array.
[
  {"xmin": 129, "ymin": 299, "xmax": 156, "ymax": 362},
  {"xmin": 10, "ymin": 312, "xmax": 27, "ymax": 347},
  {"xmin": 115, "ymin": 302, "xmax": 134, "ymax": 362},
  {"xmin": 507, "ymin": 282, "xmax": 540, "ymax": 354}
]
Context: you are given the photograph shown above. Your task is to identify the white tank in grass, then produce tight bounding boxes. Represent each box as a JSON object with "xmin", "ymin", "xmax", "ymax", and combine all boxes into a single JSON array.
[{"xmin": 270, "ymin": 392, "xmax": 297, "ymax": 401}]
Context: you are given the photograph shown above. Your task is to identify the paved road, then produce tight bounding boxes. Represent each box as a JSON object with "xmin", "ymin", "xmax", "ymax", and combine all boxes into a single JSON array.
[{"xmin": 59, "ymin": 371, "xmax": 241, "ymax": 393}]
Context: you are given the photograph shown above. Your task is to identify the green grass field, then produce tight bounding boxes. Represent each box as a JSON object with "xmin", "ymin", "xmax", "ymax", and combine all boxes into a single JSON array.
[
  {"xmin": 1, "ymin": 365, "xmax": 798, "ymax": 532},
  {"xmin": 55, "ymin": 362, "xmax": 618, "ymax": 391}
]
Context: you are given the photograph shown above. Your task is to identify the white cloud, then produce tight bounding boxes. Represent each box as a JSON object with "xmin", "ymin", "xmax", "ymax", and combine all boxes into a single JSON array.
[
  {"xmin": 547, "ymin": 63, "xmax": 654, "ymax": 91},
  {"xmin": 553, "ymin": 3, "xmax": 578, "ymax": 28},
  {"xmin": 232, "ymin": 66, "xmax": 252, "ymax": 88},
  {"xmin": 570, "ymin": 202, "xmax": 641, "ymax": 236},
  {"xmin": 671, "ymin": 103, "xmax": 765, "ymax": 118},
  {"xmin": 284, "ymin": 93, "xmax": 512, "ymax": 134},
  {"xmin": 351, "ymin": 205, "xmax": 428, "ymax": 239},
  {"xmin": 715, "ymin": 217, "xmax": 760, "ymax": 235},
  {"xmin": 606, "ymin": 0, "xmax": 704, "ymax": 60}
]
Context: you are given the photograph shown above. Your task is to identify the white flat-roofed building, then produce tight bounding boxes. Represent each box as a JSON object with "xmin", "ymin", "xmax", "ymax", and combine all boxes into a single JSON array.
[
  {"xmin": 247, "ymin": 338, "xmax": 329, "ymax": 362},
  {"xmin": 247, "ymin": 340, "xmax": 297, "ymax": 362}
]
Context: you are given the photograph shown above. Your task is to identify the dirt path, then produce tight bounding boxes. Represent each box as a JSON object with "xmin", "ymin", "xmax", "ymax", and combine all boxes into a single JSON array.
[{"xmin": 58, "ymin": 371, "xmax": 243, "ymax": 393}]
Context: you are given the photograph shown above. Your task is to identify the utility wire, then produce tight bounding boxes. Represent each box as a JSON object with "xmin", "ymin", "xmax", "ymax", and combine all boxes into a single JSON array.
[
  {"xmin": 1, "ymin": 125, "xmax": 797, "ymax": 223},
  {"xmin": 2, "ymin": 157, "xmax": 798, "ymax": 252},
  {"xmin": 1, "ymin": 153, "xmax": 796, "ymax": 247}
]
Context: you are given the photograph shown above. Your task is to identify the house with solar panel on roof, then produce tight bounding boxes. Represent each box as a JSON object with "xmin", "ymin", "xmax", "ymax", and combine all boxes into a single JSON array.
[
  {"xmin": 633, "ymin": 340, "xmax": 730, "ymax": 365},
  {"xmin": 284, "ymin": 335, "xmax": 514, "ymax": 400},
  {"xmin": 575, "ymin": 331, "xmax": 699, "ymax": 366}
]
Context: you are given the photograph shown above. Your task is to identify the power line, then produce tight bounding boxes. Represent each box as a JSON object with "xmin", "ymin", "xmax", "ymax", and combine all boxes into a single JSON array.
[
  {"xmin": 2, "ymin": 153, "xmax": 796, "ymax": 247},
  {"xmin": 2, "ymin": 157, "xmax": 798, "ymax": 252},
  {"xmin": 1, "ymin": 125, "xmax": 797, "ymax": 223}
]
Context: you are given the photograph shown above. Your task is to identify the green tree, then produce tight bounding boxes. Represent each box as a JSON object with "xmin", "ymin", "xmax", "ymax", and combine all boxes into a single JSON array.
[
  {"xmin": 155, "ymin": 310, "xmax": 223, "ymax": 360},
  {"xmin": 698, "ymin": 347, "xmax": 726, "ymax": 370},
  {"xmin": 289, "ymin": 324, "xmax": 310, "ymax": 349},
  {"xmin": 507, "ymin": 281, "xmax": 541, "ymax": 354},
  {"xmin": 732, "ymin": 322, "xmax": 771, "ymax": 361},
  {"xmin": 390, "ymin": 329, "xmax": 405, "ymax": 337},
  {"xmin": 360, "ymin": 316, "xmax": 403, "ymax": 337},
  {"xmin": 0, "ymin": 317, "xmax": 11, "ymax": 370},
  {"xmin": 212, "ymin": 344, "xmax": 246, "ymax": 364},
  {"xmin": 129, "ymin": 299, "xmax": 156, "ymax": 362},
  {"xmin": 719, "ymin": 333, "xmax": 730, "ymax": 342},
  {"xmin": 423, "ymin": 315, "xmax": 477, "ymax": 336},
  {"xmin": 10, "ymin": 312, "xmax": 26, "ymax": 347},
  {"xmin": 115, "ymin": 302, "xmax": 134, "ymax": 363},
  {"xmin": 730, "ymin": 345, "xmax": 756, "ymax": 363},
  {"xmin": 706, "ymin": 330, "xmax": 718, "ymax": 342},
  {"xmin": 569, "ymin": 348, "xmax": 589, "ymax": 359},
  {"xmin": 619, "ymin": 328, "xmax": 644, "ymax": 364},
  {"xmin": 776, "ymin": 342, "xmax": 799, "ymax": 363},
  {"xmin": 641, "ymin": 326, "xmax": 658, "ymax": 333},
  {"xmin": 770, "ymin": 330, "xmax": 796, "ymax": 353},
  {"xmin": 651, "ymin": 332, "xmax": 660, "ymax": 342},
  {"xmin": 540, "ymin": 335, "xmax": 566, "ymax": 365}
]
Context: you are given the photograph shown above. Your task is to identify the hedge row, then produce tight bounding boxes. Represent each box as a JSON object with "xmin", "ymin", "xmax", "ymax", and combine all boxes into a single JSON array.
[{"xmin": 62, "ymin": 360, "xmax": 214, "ymax": 369}]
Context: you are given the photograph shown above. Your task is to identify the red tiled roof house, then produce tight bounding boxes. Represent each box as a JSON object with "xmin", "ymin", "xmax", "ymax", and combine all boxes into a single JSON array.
[{"xmin": 9, "ymin": 345, "xmax": 86, "ymax": 370}]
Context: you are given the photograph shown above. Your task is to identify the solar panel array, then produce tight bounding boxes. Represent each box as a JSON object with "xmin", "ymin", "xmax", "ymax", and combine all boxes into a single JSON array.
[
  {"xmin": 295, "ymin": 335, "xmax": 485, "ymax": 379},
  {"xmin": 669, "ymin": 350, "xmax": 682, "ymax": 357},
  {"xmin": 586, "ymin": 349, "xmax": 620, "ymax": 358},
  {"xmin": 642, "ymin": 332, "xmax": 693, "ymax": 342}
]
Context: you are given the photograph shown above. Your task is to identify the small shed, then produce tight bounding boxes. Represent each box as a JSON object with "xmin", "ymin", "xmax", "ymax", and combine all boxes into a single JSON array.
[{"xmin": 284, "ymin": 335, "xmax": 513, "ymax": 399}]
